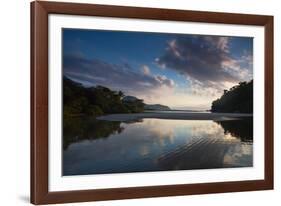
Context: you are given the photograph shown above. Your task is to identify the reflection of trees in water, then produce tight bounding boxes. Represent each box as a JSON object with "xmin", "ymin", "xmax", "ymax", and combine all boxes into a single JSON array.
[
  {"xmin": 64, "ymin": 117, "xmax": 253, "ymax": 151},
  {"xmin": 63, "ymin": 117, "xmax": 124, "ymax": 150},
  {"xmin": 215, "ymin": 117, "xmax": 253, "ymax": 142}
]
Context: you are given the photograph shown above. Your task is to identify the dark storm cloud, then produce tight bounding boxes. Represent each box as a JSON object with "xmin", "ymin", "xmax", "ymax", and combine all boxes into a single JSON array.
[
  {"xmin": 63, "ymin": 54, "xmax": 174, "ymax": 94},
  {"xmin": 155, "ymin": 35, "xmax": 247, "ymax": 86}
]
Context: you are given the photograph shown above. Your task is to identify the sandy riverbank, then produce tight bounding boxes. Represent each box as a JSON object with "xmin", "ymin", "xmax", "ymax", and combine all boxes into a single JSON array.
[{"xmin": 96, "ymin": 112, "xmax": 252, "ymax": 122}]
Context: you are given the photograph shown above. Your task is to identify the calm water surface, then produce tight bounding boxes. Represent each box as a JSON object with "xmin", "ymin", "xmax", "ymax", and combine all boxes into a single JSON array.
[{"xmin": 63, "ymin": 117, "xmax": 253, "ymax": 176}]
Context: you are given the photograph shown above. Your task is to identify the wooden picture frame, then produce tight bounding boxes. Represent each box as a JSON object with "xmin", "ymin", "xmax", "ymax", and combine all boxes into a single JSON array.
[{"xmin": 31, "ymin": 0, "xmax": 273, "ymax": 204}]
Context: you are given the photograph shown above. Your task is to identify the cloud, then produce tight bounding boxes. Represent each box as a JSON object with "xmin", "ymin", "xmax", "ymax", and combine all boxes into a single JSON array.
[
  {"xmin": 63, "ymin": 54, "xmax": 175, "ymax": 100},
  {"xmin": 155, "ymin": 75, "xmax": 175, "ymax": 87},
  {"xmin": 141, "ymin": 65, "xmax": 151, "ymax": 75},
  {"xmin": 63, "ymin": 54, "xmax": 218, "ymax": 109},
  {"xmin": 155, "ymin": 35, "xmax": 252, "ymax": 92}
]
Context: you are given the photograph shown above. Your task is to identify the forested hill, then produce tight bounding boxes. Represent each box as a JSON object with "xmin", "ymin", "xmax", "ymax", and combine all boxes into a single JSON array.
[
  {"xmin": 63, "ymin": 76, "xmax": 145, "ymax": 117},
  {"xmin": 211, "ymin": 80, "xmax": 253, "ymax": 113}
]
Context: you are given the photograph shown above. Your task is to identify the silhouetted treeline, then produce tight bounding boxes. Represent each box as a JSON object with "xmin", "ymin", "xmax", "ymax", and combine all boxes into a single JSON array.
[
  {"xmin": 211, "ymin": 80, "xmax": 253, "ymax": 113},
  {"xmin": 63, "ymin": 76, "xmax": 144, "ymax": 117}
]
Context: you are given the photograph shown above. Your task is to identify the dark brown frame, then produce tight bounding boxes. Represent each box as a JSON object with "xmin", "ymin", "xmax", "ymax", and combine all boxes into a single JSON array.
[{"xmin": 31, "ymin": 0, "xmax": 274, "ymax": 204}]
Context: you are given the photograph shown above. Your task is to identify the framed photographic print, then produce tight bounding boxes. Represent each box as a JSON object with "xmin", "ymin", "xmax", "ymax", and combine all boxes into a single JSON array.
[{"xmin": 31, "ymin": 1, "xmax": 274, "ymax": 204}]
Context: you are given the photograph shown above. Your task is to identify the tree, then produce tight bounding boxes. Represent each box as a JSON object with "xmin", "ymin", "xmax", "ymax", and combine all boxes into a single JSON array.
[
  {"xmin": 63, "ymin": 76, "xmax": 145, "ymax": 116},
  {"xmin": 211, "ymin": 80, "xmax": 253, "ymax": 113}
]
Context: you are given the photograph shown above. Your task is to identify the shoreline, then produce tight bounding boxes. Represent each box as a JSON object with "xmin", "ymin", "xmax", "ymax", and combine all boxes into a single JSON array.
[{"xmin": 96, "ymin": 112, "xmax": 253, "ymax": 122}]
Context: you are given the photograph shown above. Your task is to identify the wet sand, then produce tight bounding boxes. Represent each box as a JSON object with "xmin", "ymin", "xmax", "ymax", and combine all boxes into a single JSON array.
[{"xmin": 97, "ymin": 112, "xmax": 252, "ymax": 122}]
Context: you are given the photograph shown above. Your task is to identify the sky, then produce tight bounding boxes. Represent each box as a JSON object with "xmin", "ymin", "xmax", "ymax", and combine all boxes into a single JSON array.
[{"xmin": 63, "ymin": 28, "xmax": 253, "ymax": 110}]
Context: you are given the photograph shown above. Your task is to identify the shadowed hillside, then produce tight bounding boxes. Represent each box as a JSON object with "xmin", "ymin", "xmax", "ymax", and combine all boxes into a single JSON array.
[
  {"xmin": 211, "ymin": 80, "xmax": 253, "ymax": 113},
  {"xmin": 63, "ymin": 76, "xmax": 145, "ymax": 117}
]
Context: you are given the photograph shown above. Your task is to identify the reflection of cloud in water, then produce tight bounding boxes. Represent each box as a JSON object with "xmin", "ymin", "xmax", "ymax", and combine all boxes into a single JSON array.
[
  {"xmin": 223, "ymin": 143, "xmax": 253, "ymax": 166},
  {"xmin": 137, "ymin": 119, "xmax": 234, "ymax": 143},
  {"xmin": 190, "ymin": 121, "xmax": 224, "ymax": 139},
  {"xmin": 158, "ymin": 138, "xmax": 252, "ymax": 170},
  {"xmin": 223, "ymin": 133, "xmax": 239, "ymax": 141},
  {"xmin": 139, "ymin": 145, "xmax": 150, "ymax": 156},
  {"xmin": 63, "ymin": 118, "xmax": 253, "ymax": 175}
]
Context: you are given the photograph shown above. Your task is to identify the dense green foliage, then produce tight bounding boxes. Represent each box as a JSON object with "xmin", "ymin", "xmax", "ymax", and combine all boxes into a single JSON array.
[
  {"xmin": 63, "ymin": 76, "xmax": 144, "ymax": 117},
  {"xmin": 211, "ymin": 80, "xmax": 253, "ymax": 113}
]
